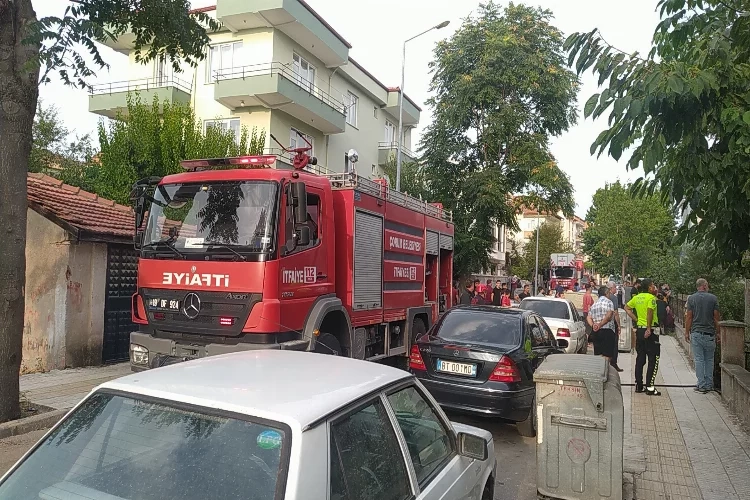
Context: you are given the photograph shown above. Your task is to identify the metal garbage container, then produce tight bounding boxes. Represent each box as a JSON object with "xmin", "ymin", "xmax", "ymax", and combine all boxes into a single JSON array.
[
  {"xmin": 534, "ymin": 354, "xmax": 623, "ymax": 500},
  {"xmin": 617, "ymin": 310, "xmax": 632, "ymax": 353}
]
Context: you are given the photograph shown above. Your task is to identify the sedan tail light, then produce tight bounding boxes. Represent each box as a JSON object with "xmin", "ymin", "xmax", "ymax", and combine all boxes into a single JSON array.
[
  {"xmin": 557, "ymin": 328, "xmax": 571, "ymax": 337},
  {"xmin": 409, "ymin": 344, "xmax": 426, "ymax": 371},
  {"xmin": 488, "ymin": 355, "xmax": 521, "ymax": 382}
]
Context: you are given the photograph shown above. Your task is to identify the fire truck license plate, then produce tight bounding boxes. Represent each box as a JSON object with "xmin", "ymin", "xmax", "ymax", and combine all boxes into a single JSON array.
[
  {"xmin": 148, "ymin": 298, "xmax": 180, "ymax": 311},
  {"xmin": 436, "ymin": 359, "xmax": 477, "ymax": 377}
]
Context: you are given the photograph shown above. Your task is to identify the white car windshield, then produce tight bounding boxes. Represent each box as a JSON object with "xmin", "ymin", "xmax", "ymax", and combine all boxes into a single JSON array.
[
  {"xmin": 0, "ymin": 393, "xmax": 289, "ymax": 500},
  {"xmin": 519, "ymin": 300, "xmax": 571, "ymax": 320}
]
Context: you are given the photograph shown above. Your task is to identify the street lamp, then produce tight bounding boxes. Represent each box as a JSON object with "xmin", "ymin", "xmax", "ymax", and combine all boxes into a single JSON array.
[
  {"xmin": 395, "ymin": 19, "xmax": 450, "ymax": 192},
  {"xmin": 534, "ymin": 214, "xmax": 540, "ymax": 294}
]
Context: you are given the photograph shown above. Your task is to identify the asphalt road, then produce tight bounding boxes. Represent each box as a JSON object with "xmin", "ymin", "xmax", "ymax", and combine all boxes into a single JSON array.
[{"xmin": 0, "ymin": 419, "xmax": 538, "ymax": 499}]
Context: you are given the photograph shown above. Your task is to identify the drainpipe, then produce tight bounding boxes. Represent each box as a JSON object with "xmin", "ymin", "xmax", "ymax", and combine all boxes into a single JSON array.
[{"xmin": 327, "ymin": 66, "xmax": 341, "ymax": 172}]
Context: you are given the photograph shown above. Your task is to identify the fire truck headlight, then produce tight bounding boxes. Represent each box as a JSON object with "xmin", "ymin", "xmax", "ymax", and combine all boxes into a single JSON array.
[{"xmin": 130, "ymin": 344, "xmax": 149, "ymax": 365}]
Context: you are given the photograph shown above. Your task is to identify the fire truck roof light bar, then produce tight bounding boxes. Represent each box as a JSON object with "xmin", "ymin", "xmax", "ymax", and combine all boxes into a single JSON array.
[{"xmin": 180, "ymin": 155, "xmax": 277, "ymax": 170}]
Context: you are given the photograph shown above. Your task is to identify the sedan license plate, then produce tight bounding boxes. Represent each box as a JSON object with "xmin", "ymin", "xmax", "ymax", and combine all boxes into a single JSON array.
[
  {"xmin": 436, "ymin": 359, "xmax": 477, "ymax": 377},
  {"xmin": 148, "ymin": 298, "xmax": 180, "ymax": 311}
]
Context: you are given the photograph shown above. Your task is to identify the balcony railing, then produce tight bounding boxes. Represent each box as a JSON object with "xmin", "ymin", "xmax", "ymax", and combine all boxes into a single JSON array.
[
  {"xmin": 89, "ymin": 76, "xmax": 192, "ymax": 95},
  {"xmin": 213, "ymin": 62, "xmax": 346, "ymax": 115},
  {"xmin": 378, "ymin": 141, "xmax": 415, "ymax": 159}
]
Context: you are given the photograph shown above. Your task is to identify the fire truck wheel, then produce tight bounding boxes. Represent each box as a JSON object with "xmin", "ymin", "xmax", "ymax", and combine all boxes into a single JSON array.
[{"xmin": 314, "ymin": 333, "xmax": 342, "ymax": 356}]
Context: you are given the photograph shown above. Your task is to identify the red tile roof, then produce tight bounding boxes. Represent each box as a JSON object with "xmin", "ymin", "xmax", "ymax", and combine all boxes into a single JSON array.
[{"xmin": 27, "ymin": 173, "xmax": 134, "ymax": 240}]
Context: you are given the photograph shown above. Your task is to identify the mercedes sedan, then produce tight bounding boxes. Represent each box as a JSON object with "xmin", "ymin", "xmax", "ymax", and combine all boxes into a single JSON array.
[{"xmin": 409, "ymin": 305, "xmax": 563, "ymax": 436}]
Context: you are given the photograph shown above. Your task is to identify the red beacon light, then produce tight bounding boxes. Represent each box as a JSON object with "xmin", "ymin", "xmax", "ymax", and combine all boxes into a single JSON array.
[{"xmin": 180, "ymin": 155, "xmax": 277, "ymax": 171}]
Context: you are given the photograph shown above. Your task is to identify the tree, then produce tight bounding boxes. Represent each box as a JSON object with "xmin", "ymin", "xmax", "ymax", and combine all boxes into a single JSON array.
[
  {"xmin": 565, "ymin": 0, "xmax": 750, "ymax": 272},
  {"xmin": 61, "ymin": 94, "xmax": 267, "ymax": 205},
  {"xmin": 584, "ymin": 181, "xmax": 674, "ymax": 279},
  {"xmin": 29, "ymin": 101, "xmax": 94, "ymax": 174},
  {"xmin": 0, "ymin": 0, "xmax": 219, "ymax": 423},
  {"xmin": 512, "ymin": 221, "xmax": 573, "ymax": 281},
  {"xmin": 380, "ymin": 154, "xmax": 430, "ymax": 202},
  {"xmin": 420, "ymin": 2, "xmax": 579, "ymax": 278}
]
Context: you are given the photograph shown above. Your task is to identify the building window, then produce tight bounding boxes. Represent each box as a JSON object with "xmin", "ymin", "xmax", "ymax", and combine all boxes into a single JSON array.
[
  {"xmin": 344, "ymin": 91, "xmax": 358, "ymax": 127},
  {"xmin": 154, "ymin": 55, "xmax": 167, "ymax": 84},
  {"xmin": 204, "ymin": 118, "xmax": 241, "ymax": 144},
  {"xmin": 292, "ymin": 53, "xmax": 316, "ymax": 93},
  {"xmin": 290, "ymin": 128, "xmax": 314, "ymax": 157},
  {"xmin": 384, "ymin": 120, "xmax": 395, "ymax": 143},
  {"xmin": 207, "ymin": 41, "xmax": 243, "ymax": 83}
]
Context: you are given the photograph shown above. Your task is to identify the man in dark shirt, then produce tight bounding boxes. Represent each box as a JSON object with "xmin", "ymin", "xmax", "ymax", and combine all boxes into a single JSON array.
[
  {"xmin": 459, "ymin": 280, "xmax": 476, "ymax": 305},
  {"xmin": 685, "ymin": 278, "xmax": 721, "ymax": 393},
  {"xmin": 492, "ymin": 280, "xmax": 503, "ymax": 306},
  {"xmin": 518, "ymin": 284, "xmax": 531, "ymax": 300}
]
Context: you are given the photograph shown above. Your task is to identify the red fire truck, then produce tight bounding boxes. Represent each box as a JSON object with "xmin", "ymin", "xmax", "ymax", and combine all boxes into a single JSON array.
[
  {"xmin": 549, "ymin": 253, "xmax": 578, "ymax": 290},
  {"xmin": 128, "ymin": 141, "xmax": 454, "ymax": 370}
]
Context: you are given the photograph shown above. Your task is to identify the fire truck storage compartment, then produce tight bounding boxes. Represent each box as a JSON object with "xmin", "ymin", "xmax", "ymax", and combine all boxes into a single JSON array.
[{"xmin": 354, "ymin": 210, "xmax": 384, "ymax": 311}]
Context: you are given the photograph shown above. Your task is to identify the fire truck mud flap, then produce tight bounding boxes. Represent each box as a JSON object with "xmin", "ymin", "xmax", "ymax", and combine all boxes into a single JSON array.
[{"xmin": 303, "ymin": 295, "xmax": 354, "ymax": 357}]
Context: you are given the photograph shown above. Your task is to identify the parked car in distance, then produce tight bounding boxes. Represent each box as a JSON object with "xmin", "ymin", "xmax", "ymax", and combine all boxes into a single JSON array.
[
  {"xmin": 409, "ymin": 305, "xmax": 563, "ymax": 437},
  {"xmin": 518, "ymin": 296, "xmax": 587, "ymax": 354},
  {"xmin": 0, "ymin": 351, "xmax": 496, "ymax": 500}
]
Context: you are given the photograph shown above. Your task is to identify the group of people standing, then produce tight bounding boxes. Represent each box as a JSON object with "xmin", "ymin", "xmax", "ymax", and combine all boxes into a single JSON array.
[{"xmin": 457, "ymin": 279, "xmax": 531, "ymax": 307}]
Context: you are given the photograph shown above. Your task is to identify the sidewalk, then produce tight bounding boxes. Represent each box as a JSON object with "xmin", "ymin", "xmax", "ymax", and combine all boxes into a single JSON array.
[
  {"xmin": 621, "ymin": 334, "xmax": 750, "ymax": 500},
  {"xmin": 20, "ymin": 363, "xmax": 131, "ymax": 410}
]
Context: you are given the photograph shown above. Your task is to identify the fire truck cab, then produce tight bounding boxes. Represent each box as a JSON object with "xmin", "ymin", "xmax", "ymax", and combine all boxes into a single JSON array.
[{"xmin": 129, "ymin": 151, "xmax": 454, "ymax": 371}]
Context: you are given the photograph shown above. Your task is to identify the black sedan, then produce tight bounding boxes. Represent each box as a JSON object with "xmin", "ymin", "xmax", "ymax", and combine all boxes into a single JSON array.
[{"xmin": 409, "ymin": 305, "xmax": 563, "ymax": 436}]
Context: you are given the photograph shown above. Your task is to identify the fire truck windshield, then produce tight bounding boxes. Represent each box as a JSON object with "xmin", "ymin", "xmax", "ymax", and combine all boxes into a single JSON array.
[
  {"xmin": 143, "ymin": 181, "xmax": 279, "ymax": 258},
  {"xmin": 552, "ymin": 267, "xmax": 576, "ymax": 279}
]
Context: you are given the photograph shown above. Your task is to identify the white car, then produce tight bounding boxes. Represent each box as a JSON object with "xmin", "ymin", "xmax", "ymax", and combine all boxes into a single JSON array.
[
  {"xmin": 0, "ymin": 350, "xmax": 496, "ymax": 500},
  {"xmin": 518, "ymin": 296, "xmax": 587, "ymax": 354}
]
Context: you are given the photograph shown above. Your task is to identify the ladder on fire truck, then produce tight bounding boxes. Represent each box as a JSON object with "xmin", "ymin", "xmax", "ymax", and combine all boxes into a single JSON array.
[
  {"xmin": 322, "ymin": 171, "xmax": 453, "ymax": 223},
  {"xmin": 275, "ymin": 133, "xmax": 452, "ymax": 223}
]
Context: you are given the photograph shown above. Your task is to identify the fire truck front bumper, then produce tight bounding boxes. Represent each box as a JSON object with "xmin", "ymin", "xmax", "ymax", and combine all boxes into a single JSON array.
[{"xmin": 129, "ymin": 331, "xmax": 310, "ymax": 371}]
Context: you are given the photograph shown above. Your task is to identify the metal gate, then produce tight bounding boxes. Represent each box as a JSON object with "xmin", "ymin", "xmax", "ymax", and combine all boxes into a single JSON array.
[{"xmin": 102, "ymin": 244, "xmax": 138, "ymax": 363}]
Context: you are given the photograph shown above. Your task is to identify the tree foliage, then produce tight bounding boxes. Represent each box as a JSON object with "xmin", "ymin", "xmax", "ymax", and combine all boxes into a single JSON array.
[
  {"xmin": 380, "ymin": 153, "xmax": 430, "ymax": 201},
  {"xmin": 419, "ymin": 2, "xmax": 579, "ymax": 278},
  {"xmin": 29, "ymin": 101, "xmax": 94, "ymax": 174},
  {"xmin": 565, "ymin": 0, "xmax": 750, "ymax": 272},
  {"xmin": 60, "ymin": 94, "xmax": 266, "ymax": 205},
  {"xmin": 584, "ymin": 181, "xmax": 675, "ymax": 278},
  {"xmin": 28, "ymin": 1, "xmax": 220, "ymax": 87},
  {"xmin": 512, "ymin": 221, "xmax": 573, "ymax": 280}
]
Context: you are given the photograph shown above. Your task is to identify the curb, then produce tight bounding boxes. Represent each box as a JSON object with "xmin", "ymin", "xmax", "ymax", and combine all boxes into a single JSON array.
[{"xmin": 0, "ymin": 409, "xmax": 68, "ymax": 440}]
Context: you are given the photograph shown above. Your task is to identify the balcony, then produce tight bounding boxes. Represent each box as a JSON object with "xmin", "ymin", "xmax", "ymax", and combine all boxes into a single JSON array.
[
  {"xmin": 216, "ymin": 0, "xmax": 350, "ymax": 67},
  {"xmin": 213, "ymin": 62, "xmax": 346, "ymax": 134},
  {"xmin": 383, "ymin": 91, "xmax": 420, "ymax": 126},
  {"xmin": 88, "ymin": 77, "xmax": 192, "ymax": 118},
  {"xmin": 378, "ymin": 142, "xmax": 417, "ymax": 165}
]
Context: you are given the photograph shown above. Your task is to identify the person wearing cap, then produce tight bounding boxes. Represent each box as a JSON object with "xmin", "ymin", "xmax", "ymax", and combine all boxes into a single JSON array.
[{"xmin": 626, "ymin": 279, "xmax": 660, "ymax": 395}]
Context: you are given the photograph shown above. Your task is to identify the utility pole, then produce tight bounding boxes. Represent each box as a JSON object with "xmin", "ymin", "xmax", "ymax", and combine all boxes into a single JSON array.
[{"xmin": 534, "ymin": 214, "xmax": 540, "ymax": 293}]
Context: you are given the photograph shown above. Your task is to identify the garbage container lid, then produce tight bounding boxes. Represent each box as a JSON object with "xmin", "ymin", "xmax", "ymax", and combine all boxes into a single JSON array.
[{"xmin": 533, "ymin": 354, "xmax": 608, "ymax": 384}]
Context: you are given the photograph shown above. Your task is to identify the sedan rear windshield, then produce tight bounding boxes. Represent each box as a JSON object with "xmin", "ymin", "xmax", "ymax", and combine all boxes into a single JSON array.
[
  {"xmin": 519, "ymin": 299, "xmax": 571, "ymax": 320},
  {"xmin": 433, "ymin": 309, "xmax": 522, "ymax": 348},
  {"xmin": 0, "ymin": 392, "xmax": 289, "ymax": 500}
]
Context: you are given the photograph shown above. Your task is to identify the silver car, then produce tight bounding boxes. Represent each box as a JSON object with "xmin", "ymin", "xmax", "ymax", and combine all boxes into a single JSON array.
[
  {"xmin": 0, "ymin": 350, "xmax": 496, "ymax": 500},
  {"xmin": 519, "ymin": 296, "xmax": 588, "ymax": 354}
]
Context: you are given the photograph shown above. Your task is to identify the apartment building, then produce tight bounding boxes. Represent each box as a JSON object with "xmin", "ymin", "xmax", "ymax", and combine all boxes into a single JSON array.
[
  {"xmin": 473, "ymin": 210, "xmax": 586, "ymax": 281},
  {"xmin": 88, "ymin": 0, "xmax": 419, "ymax": 178}
]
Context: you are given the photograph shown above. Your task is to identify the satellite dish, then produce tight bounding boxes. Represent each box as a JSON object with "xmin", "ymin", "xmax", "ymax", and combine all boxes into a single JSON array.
[{"xmin": 347, "ymin": 149, "xmax": 359, "ymax": 164}]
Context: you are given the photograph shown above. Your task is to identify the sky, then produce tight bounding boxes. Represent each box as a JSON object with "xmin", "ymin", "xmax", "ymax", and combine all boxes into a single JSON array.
[{"xmin": 33, "ymin": 0, "xmax": 661, "ymax": 218}]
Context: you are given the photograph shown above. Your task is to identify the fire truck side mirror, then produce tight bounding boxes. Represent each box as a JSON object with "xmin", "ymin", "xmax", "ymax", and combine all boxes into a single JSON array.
[
  {"xmin": 134, "ymin": 230, "xmax": 144, "ymax": 249},
  {"xmin": 297, "ymin": 225, "xmax": 311, "ymax": 246},
  {"xmin": 291, "ymin": 181, "xmax": 308, "ymax": 224}
]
